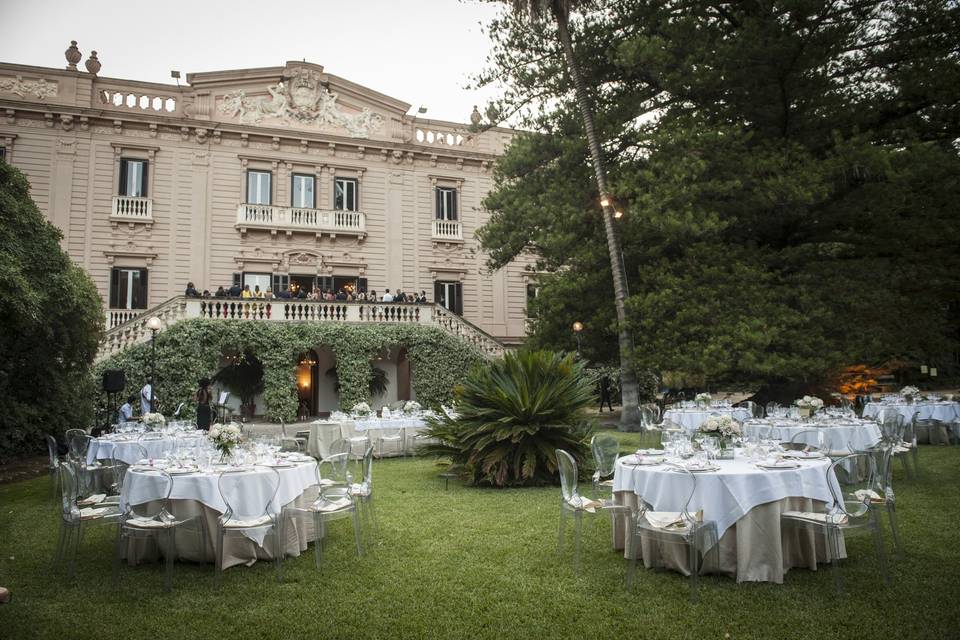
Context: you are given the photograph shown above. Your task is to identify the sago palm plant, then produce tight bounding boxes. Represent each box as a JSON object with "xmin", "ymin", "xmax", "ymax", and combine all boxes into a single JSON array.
[{"xmin": 422, "ymin": 350, "xmax": 595, "ymax": 487}]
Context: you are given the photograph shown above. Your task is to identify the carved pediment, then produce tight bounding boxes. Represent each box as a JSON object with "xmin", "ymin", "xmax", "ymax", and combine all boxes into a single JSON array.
[{"xmin": 200, "ymin": 62, "xmax": 407, "ymax": 140}]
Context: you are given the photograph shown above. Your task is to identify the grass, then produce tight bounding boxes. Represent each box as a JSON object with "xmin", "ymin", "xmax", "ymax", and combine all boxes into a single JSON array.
[{"xmin": 1, "ymin": 429, "xmax": 959, "ymax": 639}]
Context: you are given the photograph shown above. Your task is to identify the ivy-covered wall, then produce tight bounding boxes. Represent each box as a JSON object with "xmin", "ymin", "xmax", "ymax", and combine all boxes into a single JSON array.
[{"xmin": 93, "ymin": 320, "xmax": 487, "ymax": 421}]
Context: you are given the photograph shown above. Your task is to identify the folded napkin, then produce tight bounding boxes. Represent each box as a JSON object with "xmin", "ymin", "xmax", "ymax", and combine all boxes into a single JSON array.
[
  {"xmin": 782, "ymin": 510, "xmax": 848, "ymax": 525},
  {"xmin": 78, "ymin": 493, "xmax": 106, "ymax": 506},
  {"xmin": 224, "ymin": 515, "xmax": 274, "ymax": 528},
  {"xmin": 644, "ymin": 509, "xmax": 703, "ymax": 530},
  {"xmin": 313, "ymin": 497, "xmax": 353, "ymax": 513},
  {"xmin": 79, "ymin": 507, "xmax": 111, "ymax": 520},
  {"xmin": 854, "ymin": 489, "xmax": 884, "ymax": 503},
  {"xmin": 126, "ymin": 516, "xmax": 174, "ymax": 528},
  {"xmin": 317, "ymin": 478, "xmax": 339, "ymax": 487},
  {"xmin": 348, "ymin": 482, "xmax": 371, "ymax": 497},
  {"xmin": 566, "ymin": 496, "xmax": 603, "ymax": 513}
]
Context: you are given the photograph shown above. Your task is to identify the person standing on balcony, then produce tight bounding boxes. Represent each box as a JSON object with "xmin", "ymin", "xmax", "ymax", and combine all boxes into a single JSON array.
[
  {"xmin": 382, "ymin": 289, "xmax": 394, "ymax": 302},
  {"xmin": 253, "ymin": 285, "xmax": 264, "ymax": 299},
  {"xmin": 215, "ymin": 286, "xmax": 227, "ymax": 298},
  {"xmin": 185, "ymin": 282, "xmax": 200, "ymax": 298},
  {"xmin": 241, "ymin": 285, "xmax": 252, "ymax": 299},
  {"xmin": 228, "ymin": 282, "xmax": 242, "ymax": 298},
  {"xmin": 195, "ymin": 377, "xmax": 213, "ymax": 430},
  {"xmin": 278, "ymin": 286, "xmax": 292, "ymax": 299}
]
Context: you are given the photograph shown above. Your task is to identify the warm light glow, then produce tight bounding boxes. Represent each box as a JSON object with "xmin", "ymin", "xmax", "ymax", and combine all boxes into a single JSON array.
[
  {"xmin": 572, "ymin": 321, "xmax": 583, "ymax": 333},
  {"xmin": 599, "ymin": 194, "xmax": 611, "ymax": 208},
  {"xmin": 614, "ymin": 209, "xmax": 623, "ymax": 219},
  {"xmin": 146, "ymin": 316, "xmax": 162, "ymax": 332}
]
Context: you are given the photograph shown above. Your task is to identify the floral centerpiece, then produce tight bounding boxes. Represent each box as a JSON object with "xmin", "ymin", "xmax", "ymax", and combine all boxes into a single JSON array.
[
  {"xmin": 403, "ymin": 400, "xmax": 422, "ymax": 414},
  {"xmin": 208, "ymin": 422, "xmax": 243, "ymax": 461},
  {"xmin": 900, "ymin": 386, "xmax": 921, "ymax": 402},
  {"xmin": 794, "ymin": 395, "xmax": 824, "ymax": 418},
  {"xmin": 351, "ymin": 402, "xmax": 372, "ymax": 418},
  {"xmin": 142, "ymin": 412, "xmax": 165, "ymax": 430},
  {"xmin": 699, "ymin": 416, "xmax": 741, "ymax": 457},
  {"xmin": 695, "ymin": 392, "xmax": 712, "ymax": 408}
]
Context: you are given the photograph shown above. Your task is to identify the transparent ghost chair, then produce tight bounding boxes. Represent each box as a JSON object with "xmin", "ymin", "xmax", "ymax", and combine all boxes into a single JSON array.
[
  {"xmin": 215, "ymin": 467, "xmax": 284, "ymax": 586},
  {"xmin": 867, "ymin": 440, "xmax": 903, "ymax": 554},
  {"xmin": 52, "ymin": 459, "xmax": 120, "ymax": 577},
  {"xmin": 348, "ymin": 445, "xmax": 378, "ymax": 539},
  {"xmin": 556, "ymin": 448, "xmax": 632, "ymax": 575},
  {"xmin": 282, "ymin": 452, "xmax": 363, "ymax": 569},
  {"xmin": 785, "ymin": 430, "xmax": 827, "ymax": 454},
  {"xmin": 590, "ymin": 433, "xmax": 621, "ymax": 498},
  {"xmin": 66, "ymin": 432, "xmax": 100, "ymax": 496},
  {"xmin": 375, "ymin": 427, "xmax": 405, "ymax": 458},
  {"xmin": 46, "ymin": 434, "xmax": 61, "ymax": 500},
  {"xmin": 625, "ymin": 465, "xmax": 719, "ymax": 603},
  {"xmin": 279, "ymin": 418, "xmax": 307, "ymax": 453},
  {"xmin": 781, "ymin": 453, "xmax": 890, "ymax": 593},
  {"xmin": 114, "ymin": 468, "xmax": 205, "ymax": 591},
  {"xmin": 639, "ymin": 405, "xmax": 661, "ymax": 447},
  {"xmin": 893, "ymin": 412, "xmax": 919, "ymax": 478},
  {"xmin": 340, "ymin": 420, "xmax": 371, "ymax": 460},
  {"xmin": 105, "ymin": 442, "xmax": 148, "ymax": 505},
  {"xmin": 738, "ymin": 401, "xmax": 764, "ymax": 419}
]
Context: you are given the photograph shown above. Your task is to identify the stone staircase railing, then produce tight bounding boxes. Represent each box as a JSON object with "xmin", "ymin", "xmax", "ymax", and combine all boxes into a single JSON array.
[{"xmin": 97, "ymin": 296, "xmax": 506, "ymax": 361}]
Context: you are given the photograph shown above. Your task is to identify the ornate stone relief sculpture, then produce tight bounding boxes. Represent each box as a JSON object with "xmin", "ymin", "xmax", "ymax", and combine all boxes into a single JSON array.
[
  {"xmin": 218, "ymin": 67, "xmax": 383, "ymax": 138},
  {"xmin": 0, "ymin": 75, "xmax": 58, "ymax": 99}
]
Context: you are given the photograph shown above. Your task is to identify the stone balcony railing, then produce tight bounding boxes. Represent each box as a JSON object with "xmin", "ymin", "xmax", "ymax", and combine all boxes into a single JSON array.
[
  {"xmin": 235, "ymin": 203, "xmax": 366, "ymax": 238},
  {"xmin": 106, "ymin": 308, "xmax": 143, "ymax": 329},
  {"xmin": 98, "ymin": 296, "xmax": 506, "ymax": 361},
  {"xmin": 110, "ymin": 196, "xmax": 153, "ymax": 227},
  {"xmin": 431, "ymin": 219, "xmax": 463, "ymax": 242}
]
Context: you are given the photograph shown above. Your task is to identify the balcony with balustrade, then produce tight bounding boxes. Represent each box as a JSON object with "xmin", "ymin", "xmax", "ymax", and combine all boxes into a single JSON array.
[
  {"xmin": 431, "ymin": 219, "xmax": 463, "ymax": 243},
  {"xmin": 110, "ymin": 196, "xmax": 153, "ymax": 228},
  {"xmin": 235, "ymin": 203, "xmax": 366, "ymax": 239}
]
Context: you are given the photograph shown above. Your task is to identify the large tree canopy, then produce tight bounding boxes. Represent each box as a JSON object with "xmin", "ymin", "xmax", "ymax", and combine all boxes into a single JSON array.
[
  {"xmin": 0, "ymin": 161, "xmax": 103, "ymax": 459},
  {"xmin": 477, "ymin": 0, "xmax": 960, "ymax": 388}
]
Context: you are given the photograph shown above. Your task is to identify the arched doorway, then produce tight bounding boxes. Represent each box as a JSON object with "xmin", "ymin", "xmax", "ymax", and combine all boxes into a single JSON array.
[{"xmin": 295, "ymin": 349, "xmax": 320, "ymax": 419}]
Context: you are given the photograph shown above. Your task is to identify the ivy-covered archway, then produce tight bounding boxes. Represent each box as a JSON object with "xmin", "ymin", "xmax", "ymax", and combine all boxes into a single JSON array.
[{"xmin": 94, "ymin": 320, "xmax": 487, "ymax": 421}]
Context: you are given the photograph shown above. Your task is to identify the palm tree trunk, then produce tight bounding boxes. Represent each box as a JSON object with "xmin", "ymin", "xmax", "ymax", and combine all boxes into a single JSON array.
[{"xmin": 553, "ymin": 9, "xmax": 641, "ymax": 430}]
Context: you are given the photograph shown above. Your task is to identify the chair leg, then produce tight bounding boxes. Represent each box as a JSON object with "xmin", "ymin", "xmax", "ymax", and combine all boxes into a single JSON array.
[
  {"xmin": 164, "ymin": 529, "xmax": 175, "ymax": 592},
  {"xmin": 872, "ymin": 516, "xmax": 890, "ymax": 584},
  {"xmin": 214, "ymin": 528, "xmax": 224, "ymax": 588},
  {"xmin": 313, "ymin": 513, "xmax": 324, "ymax": 570},
  {"xmin": 827, "ymin": 527, "xmax": 843, "ymax": 594},
  {"xmin": 912, "ymin": 447, "xmax": 919, "ymax": 478},
  {"xmin": 113, "ymin": 525, "xmax": 123, "ymax": 585},
  {"xmin": 886, "ymin": 502, "xmax": 903, "ymax": 555},
  {"xmin": 625, "ymin": 524, "xmax": 637, "ymax": 591},
  {"xmin": 367, "ymin": 495, "xmax": 379, "ymax": 538},
  {"xmin": 274, "ymin": 522, "xmax": 283, "ymax": 584},
  {"xmin": 899, "ymin": 454, "xmax": 912, "ymax": 479},
  {"xmin": 573, "ymin": 510, "xmax": 583, "ymax": 576},
  {"xmin": 352, "ymin": 508, "xmax": 364, "ymax": 557},
  {"xmin": 688, "ymin": 544, "xmax": 700, "ymax": 604},
  {"xmin": 557, "ymin": 505, "xmax": 566, "ymax": 556}
]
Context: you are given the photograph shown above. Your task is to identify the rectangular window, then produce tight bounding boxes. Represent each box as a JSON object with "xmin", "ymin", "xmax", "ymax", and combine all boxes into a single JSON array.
[
  {"xmin": 243, "ymin": 272, "xmax": 271, "ymax": 295},
  {"xmin": 434, "ymin": 280, "xmax": 463, "ymax": 315},
  {"xmin": 272, "ymin": 273, "xmax": 290, "ymax": 294},
  {"xmin": 526, "ymin": 283, "xmax": 540, "ymax": 317},
  {"xmin": 246, "ymin": 170, "xmax": 272, "ymax": 205},
  {"xmin": 109, "ymin": 268, "xmax": 148, "ymax": 309},
  {"xmin": 0, "ymin": 147, "xmax": 6, "ymax": 162},
  {"xmin": 291, "ymin": 174, "xmax": 315, "ymax": 209},
  {"xmin": 334, "ymin": 177, "xmax": 358, "ymax": 211},
  {"xmin": 119, "ymin": 158, "xmax": 148, "ymax": 197},
  {"xmin": 436, "ymin": 187, "xmax": 458, "ymax": 221}
]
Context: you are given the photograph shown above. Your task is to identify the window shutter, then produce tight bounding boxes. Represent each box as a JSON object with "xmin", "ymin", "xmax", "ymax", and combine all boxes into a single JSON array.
[
  {"xmin": 454, "ymin": 282, "xmax": 463, "ymax": 315},
  {"xmin": 118, "ymin": 160, "xmax": 128, "ymax": 196},
  {"xmin": 435, "ymin": 188, "xmax": 442, "ymax": 220},
  {"xmin": 141, "ymin": 162, "xmax": 149, "ymax": 197},
  {"xmin": 232, "ymin": 272, "xmax": 241, "ymax": 287},
  {"xmin": 358, "ymin": 277, "xmax": 368, "ymax": 294},
  {"xmin": 137, "ymin": 269, "xmax": 149, "ymax": 309},
  {"xmin": 451, "ymin": 190, "xmax": 458, "ymax": 221},
  {"xmin": 319, "ymin": 276, "xmax": 333, "ymax": 293},
  {"xmin": 109, "ymin": 268, "xmax": 120, "ymax": 308},
  {"xmin": 272, "ymin": 274, "xmax": 281, "ymax": 292},
  {"xmin": 434, "ymin": 281, "xmax": 443, "ymax": 306}
]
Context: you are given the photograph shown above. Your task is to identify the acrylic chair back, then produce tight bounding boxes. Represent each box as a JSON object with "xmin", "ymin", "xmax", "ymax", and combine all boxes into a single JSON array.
[
  {"xmin": 672, "ymin": 466, "xmax": 699, "ymax": 524},
  {"xmin": 123, "ymin": 468, "xmax": 174, "ymax": 522},
  {"xmin": 218, "ymin": 467, "xmax": 281, "ymax": 524},
  {"xmin": 787, "ymin": 430, "xmax": 826, "ymax": 452},
  {"xmin": 555, "ymin": 449, "xmax": 579, "ymax": 504},
  {"xmin": 58, "ymin": 461, "xmax": 81, "ymax": 523},
  {"xmin": 321, "ymin": 452, "xmax": 351, "ymax": 486},
  {"xmin": 590, "ymin": 433, "xmax": 620, "ymax": 479},
  {"xmin": 639, "ymin": 405, "xmax": 659, "ymax": 428},
  {"xmin": 360, "ymin": 445, "xmax": 374, "ymax": 486},
  {"xmin": 67, "ymin": 432, "xmax": 91, "ymax": 462},
  {"xmin": 110, "ymin": 442, "xmax": 147, "ymax": 495},
  {"xmin": 328, "ymin": 438, "xmax": 351, "ymax": 458},
  {"xmin": 829, "ymin": 454, "xmax": 875, "ymax": 520},
  {"xmin": 46, "ymin": 435, "xmax": 59, "ymax": 470}
]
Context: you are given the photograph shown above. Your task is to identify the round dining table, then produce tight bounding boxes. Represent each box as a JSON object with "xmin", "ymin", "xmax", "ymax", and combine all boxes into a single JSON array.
[
  {"xmin": 611, "ymin": 453, "xmax": 843, "ymax": 583},
  {"xmin": 862, "ymin": 400, "xmax": 960, "ymax": 424},
  {"xmin": 87, "ymin": 433, "xmax": 190, "ymax": 465},
  {"xmin": 120, "ymin": 457, "xmax": 320, "ymax": 569},
  {"xmin": 742, "ymin": 419, "xmax": 882, "ymax": 454},
  {"xmin": 662, "ymin": 406, "xmax": 752, "ymax": 435}
]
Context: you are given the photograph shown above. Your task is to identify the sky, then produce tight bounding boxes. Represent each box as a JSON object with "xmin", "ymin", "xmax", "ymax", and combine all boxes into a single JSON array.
[{"xmin": 0, "ymin": 0, "xmax": 507, "ymax": 124}]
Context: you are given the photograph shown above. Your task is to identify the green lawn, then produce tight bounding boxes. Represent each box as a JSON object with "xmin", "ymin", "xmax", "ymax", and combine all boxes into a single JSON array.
[{"xmin": 1, "ymin": 430, "xmax": 958, "ymax": 639}]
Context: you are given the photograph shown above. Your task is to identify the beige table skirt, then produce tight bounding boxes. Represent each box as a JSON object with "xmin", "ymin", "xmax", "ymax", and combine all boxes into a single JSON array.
[
  {"xmin": 612, "ymin": 491, "xmax": 847, "ymax": 584},
  {"xmin": 120, "ymin": 487, "xmax": 321, "ymax": 570}
]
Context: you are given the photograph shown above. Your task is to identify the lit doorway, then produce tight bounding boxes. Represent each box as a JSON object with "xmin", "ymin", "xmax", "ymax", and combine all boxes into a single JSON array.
[
  {"xmin": 290, "ymin": 275, "xmax": 315, "ymax": 297},
  {"xmin": 295, "ymin": 350, "xmax": 320, "ymax": 418}
]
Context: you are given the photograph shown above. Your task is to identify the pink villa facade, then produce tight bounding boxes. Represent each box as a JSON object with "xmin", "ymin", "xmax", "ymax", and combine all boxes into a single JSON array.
[{"xmin": 0, "ymin": 46, "xmax": 532, "ymax": 348}]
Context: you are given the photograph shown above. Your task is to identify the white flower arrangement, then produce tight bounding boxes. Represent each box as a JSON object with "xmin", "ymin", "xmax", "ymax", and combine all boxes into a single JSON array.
[
  {"xmin": 351, "ymin": 402, "xmax": 372, "ymax": 417},
  {"xmin": 699, "ymin": 415, "xmax": 741, "ymax": 438},
  {"xmin": 695, "ymin": 392, "xmax": 712, "ymax": 405},
  {"xmin": 209, "ymin": 422, "xmax": 243, "ymax": 457},
  {"xmin": 403, "ymin": 400, "xmax": 422, "ymax": 413},
  {"xmin": 900, "ymin": 386, "xmax": 921, "ymax": 399},
  {"xmin": 142, "ymin": 412, "xmax": 165, "ymax": 428},
  {"xmin": 795, "ymin": 396, "xmax": 824, "ymax": 409}
]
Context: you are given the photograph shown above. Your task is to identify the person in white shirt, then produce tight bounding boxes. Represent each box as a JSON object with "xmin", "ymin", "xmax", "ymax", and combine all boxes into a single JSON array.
[
  {"xmin": 118, "ymin": 395, "xmax": 135, "ymax": 424},
  {"xmin": 382, "ymin": 288, "xmax": 394, "ymax": 302},
  {"xmin": 141, "ymin": 378, "xmax": 157, "ymax": 414}
]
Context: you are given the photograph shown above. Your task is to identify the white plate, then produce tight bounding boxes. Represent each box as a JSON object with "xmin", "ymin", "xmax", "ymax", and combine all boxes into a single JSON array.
[
  {"xmin": 635, "ymin": 449, "xmax": 665, "ymax": 456},
  {"xmin": 757, "ymin": 462, "xmax": 801, "ymax": 470},
  {"xmin": 782, "ymin": 451, "xmax": 824, "ymax": 459},
  {"xmin": 682, "ymin": 465, "xmax": 720, "ymax": 473},
  {"xmin": 166, "ymin": 467, "xmax": 199, "ymax": 475}
]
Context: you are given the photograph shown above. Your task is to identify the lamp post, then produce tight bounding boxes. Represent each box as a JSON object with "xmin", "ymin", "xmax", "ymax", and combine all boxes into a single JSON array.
[
  {"xmin": 146, "ymin": 316, "xmax": 162, "ymax": 413},
  {"xmin": 572, "ymin": 321, "xmax": 583, "ymax": 357}
]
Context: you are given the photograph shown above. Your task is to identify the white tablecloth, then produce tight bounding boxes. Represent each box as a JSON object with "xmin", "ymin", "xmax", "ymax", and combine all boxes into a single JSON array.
[
  {"xmin": 123, "ymin": 461, "xmax": 318, "ymax": 547},
  {"xmin": 863, "ymin": 401, "xmax": 960, "ymax": 424},
  {"xmin": 613, "ymin": 456, "xmax": 838, "ymax": 540},
  {"xmin": 306, "ymin": 420, "xmax": 344, "ymax": 458},
  {"xmin": 87, "ymin": 434, "xmax": 183, "ymax": 465},
  {"xmin": 743, "ymin": 420, "xmax": 882, "ymax": 454},
  {"xmin": 662, "ymin": 407, "xmax": 752, "ymax": 434},
  {"xmin": 353, "ymin": 417, "xmax": 427, "ymax": 432}
]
